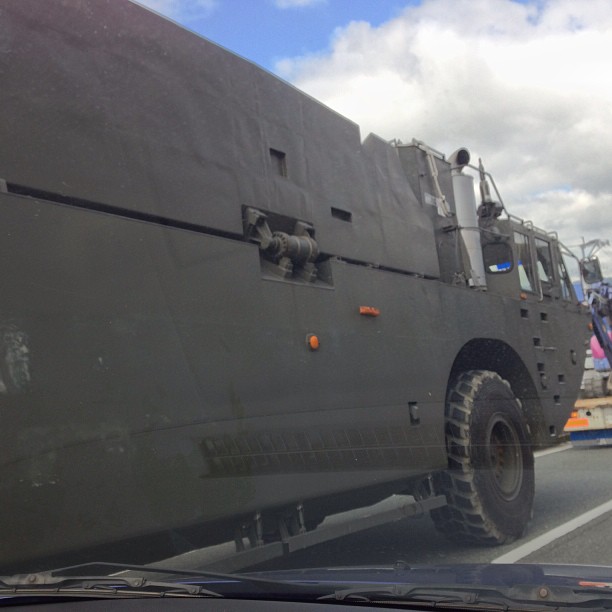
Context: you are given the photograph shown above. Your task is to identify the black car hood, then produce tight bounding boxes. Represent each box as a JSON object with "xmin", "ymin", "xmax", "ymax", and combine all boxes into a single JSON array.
[{"xmin": 243, "ymin": 562, "xmax": 612, "ymax": 589}]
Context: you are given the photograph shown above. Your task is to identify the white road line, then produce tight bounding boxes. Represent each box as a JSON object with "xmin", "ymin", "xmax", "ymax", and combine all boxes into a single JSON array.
[
  {"xmin": 534, "ymin": 442, "xmax": 573, "ymax": 458},
  {"xmin": 492, "ymin": 498, "xmax": 612, "ymax": 564}
]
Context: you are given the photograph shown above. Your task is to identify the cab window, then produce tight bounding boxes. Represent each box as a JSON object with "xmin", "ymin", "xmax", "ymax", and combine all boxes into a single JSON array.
[
  {"xmin": 514, "ymin": 232, "xmax": 534, "ymax": 292},
  {"xmin": 535, "ymin": 237, "xmax": 553, "ymax": 286},
  {"xmin": 557, "ymin": 254, "xmax": 575, "ymax": 301},
  {"xmin": 483, "ymin": 242, "xmax": 513, "ymax": 273}
]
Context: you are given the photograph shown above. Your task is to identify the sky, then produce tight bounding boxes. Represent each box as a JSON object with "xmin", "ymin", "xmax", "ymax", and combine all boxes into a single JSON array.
[{"xmin": 136, "ymin": 0, "xmax": 612, "ymax": 272}]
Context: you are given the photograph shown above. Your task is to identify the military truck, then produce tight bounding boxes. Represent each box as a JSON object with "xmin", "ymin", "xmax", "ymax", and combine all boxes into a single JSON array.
[{"xmin": 0, "ymin": 0, "xmax": 587, "ymax": 572}]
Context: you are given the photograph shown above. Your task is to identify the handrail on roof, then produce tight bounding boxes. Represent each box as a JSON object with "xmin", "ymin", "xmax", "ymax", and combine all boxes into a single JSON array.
[{"xmin": 392, "ymin": 139, "xmax": 561, "ymax": 242}]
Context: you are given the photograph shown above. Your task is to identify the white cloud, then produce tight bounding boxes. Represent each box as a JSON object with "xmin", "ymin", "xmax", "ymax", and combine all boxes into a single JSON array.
[
  {"xmin": 276, "ymin": 0, "xmax": 612, "ymax": 265},
  {"xmin": 525, "ymin": 189, "xmax": 612, "ymax": 271},
  {"xmin": 274, "ymin": 0, "xmax": 326, "ymax": 8}
]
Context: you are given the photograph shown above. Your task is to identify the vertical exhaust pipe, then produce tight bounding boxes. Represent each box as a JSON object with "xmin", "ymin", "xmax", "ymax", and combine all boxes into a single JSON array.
[{"xmin": 449, "ymin": 148, "xmax": 487, "ymax": 289}]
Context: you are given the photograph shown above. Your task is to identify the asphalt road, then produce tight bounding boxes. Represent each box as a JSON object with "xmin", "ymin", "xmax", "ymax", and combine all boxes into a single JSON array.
[{"xmin": 247, "ymin": 442, "xmax": 612, "ymax": 570}]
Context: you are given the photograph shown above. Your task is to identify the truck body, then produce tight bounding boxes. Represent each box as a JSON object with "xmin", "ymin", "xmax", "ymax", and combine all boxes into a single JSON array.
[
  {"xmin": 0, "ymin": 0, "xmax": 587, "ymax": 572},
  {"xmin": 579, "ymin": 349, "xmax": 610, "ymax": 399},
  {"xmin": 565, "ymin": 398, "xmax": 612, "ymax": 446},
  {"xmin": 565, "ymin": 283, "xmax": 612, "ymax": 445}
]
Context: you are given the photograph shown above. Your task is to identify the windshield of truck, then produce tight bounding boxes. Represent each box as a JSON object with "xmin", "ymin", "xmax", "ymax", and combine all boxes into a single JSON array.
[{"xmin": 2, "ymin": 0, "xmax": 612, "ymax": 608}]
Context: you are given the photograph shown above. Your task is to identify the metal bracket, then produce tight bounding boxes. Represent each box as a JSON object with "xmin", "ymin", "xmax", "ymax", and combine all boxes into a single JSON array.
[
  {"xmin": 151, "ymin": 493, "xmax": 447, "ymax": 574},
  {"xmin": 246, "ymin": 512, "xmax": 264, "ymax": 548}
]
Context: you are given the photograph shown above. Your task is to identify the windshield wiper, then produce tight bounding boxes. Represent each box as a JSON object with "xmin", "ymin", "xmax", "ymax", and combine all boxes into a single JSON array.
[
  {"xmin": 319, "ymin": 582, "xmax": 612, "ymax": 610},
  {"xmin": 0, "ymin": 574, "xmax": 222, "ymax": 599}
]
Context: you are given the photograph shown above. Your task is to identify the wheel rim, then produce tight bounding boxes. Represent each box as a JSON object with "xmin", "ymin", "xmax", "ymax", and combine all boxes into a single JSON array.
[{"xmin": 486, "ymin": 413, "xmax": 523, "ymax": 501}]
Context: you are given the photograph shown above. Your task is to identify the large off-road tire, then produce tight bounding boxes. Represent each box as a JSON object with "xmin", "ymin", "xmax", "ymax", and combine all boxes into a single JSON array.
[{"xmin": 431, "ymin": 370, "xmax": 534, "ymax": 545}]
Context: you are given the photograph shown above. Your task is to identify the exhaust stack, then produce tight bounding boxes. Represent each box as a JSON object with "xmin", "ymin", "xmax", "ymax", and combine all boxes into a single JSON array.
[{"xmin": 449, "ymin": 148, "xmax": 487, "ymax": 289}]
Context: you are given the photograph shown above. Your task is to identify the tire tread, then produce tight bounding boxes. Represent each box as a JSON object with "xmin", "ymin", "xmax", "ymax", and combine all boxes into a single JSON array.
[{"xmin": 431, "ymin": 369, "xmax": 530, "ymax": 545}]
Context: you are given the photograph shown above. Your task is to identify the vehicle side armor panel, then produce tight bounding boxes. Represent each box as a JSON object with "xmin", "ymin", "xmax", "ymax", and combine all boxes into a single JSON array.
[{"xmin": 0, "ymin": 0, "xmax": 439, "ymax": 278}]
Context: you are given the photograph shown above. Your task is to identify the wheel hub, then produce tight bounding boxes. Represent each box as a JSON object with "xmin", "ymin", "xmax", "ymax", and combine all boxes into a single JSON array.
[{"xmin": 487, "ymin": 414, "xmax": 523, "ymax": 501}]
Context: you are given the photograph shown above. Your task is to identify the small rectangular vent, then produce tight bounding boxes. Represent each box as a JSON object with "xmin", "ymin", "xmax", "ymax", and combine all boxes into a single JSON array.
[
  {"xmin": 270, "ymin": 148, "xmax": 288, "ymax": 177},
  {"xmin": 331, "ymin": 207, "xmax": 352, "ymax": 222},
  {"xmin": 408, "ymin": 402, "xmax": 420, "ymax": 426}
]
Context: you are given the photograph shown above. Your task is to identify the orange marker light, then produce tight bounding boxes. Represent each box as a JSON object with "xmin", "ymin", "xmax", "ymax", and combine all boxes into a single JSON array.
[
  {"xmin": 359, "ymin": 306, "xmax": 380, "ymax": 317},
  {"xmin": 307, "ymin": 334, "xmax": 320, "ymax": 350}
]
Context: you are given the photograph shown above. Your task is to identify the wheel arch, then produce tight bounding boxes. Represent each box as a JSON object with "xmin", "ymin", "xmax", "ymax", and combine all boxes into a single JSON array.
[{"xmin": 448, "ymin": 338, "xmax": 549, "ymax": 447}]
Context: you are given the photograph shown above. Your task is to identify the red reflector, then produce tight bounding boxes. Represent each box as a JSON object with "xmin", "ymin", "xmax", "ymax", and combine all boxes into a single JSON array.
[
  {"xmin": 306, "ymin": 334, "xmax": 320, "ymax": 350},
  {"xmin": 359, "ymin": 306, "xmax": 380, "ymax": 317}
]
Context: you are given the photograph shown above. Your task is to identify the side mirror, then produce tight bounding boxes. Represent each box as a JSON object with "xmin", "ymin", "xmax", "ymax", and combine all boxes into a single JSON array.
[{"xmin": 580, "ymin": 256, "xmax": 604, "ymax": 285}]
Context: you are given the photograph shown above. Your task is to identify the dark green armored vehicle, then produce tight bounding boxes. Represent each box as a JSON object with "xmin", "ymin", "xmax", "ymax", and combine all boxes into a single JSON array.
[{"xmin": 0, "ymin": 0, "xmax": 587, "ymax": 572}]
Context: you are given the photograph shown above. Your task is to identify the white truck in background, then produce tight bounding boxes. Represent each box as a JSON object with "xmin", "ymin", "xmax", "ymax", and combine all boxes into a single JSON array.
[{"xmin": 565, "ymin": 267, "xmax": 612, "ymax": 445}]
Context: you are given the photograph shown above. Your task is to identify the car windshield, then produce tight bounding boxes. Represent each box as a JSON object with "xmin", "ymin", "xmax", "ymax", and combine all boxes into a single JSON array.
[{"xmin": 2, "ymin": 0, "xmax": 612, "ymax": 604}]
